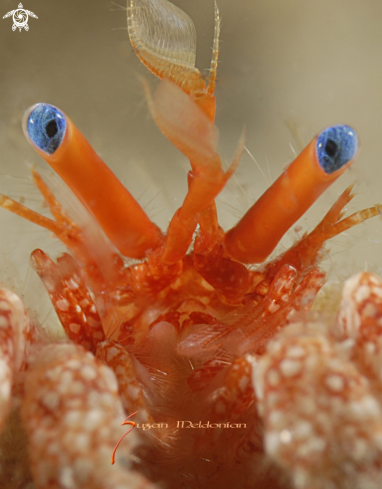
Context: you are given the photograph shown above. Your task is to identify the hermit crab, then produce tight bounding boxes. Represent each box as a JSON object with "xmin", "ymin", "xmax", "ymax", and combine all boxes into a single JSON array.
[{"xmin": 1, "ymin": 0, "xmax": 382, "ymax": 488}]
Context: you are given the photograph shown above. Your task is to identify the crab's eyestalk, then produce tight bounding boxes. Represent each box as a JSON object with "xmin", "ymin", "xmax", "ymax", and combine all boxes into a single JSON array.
[
  {"xmin": 224, "ymin": 124, "xmax": 358, "ymax": 264},
  {"xmin": 23, "ymin": 103, "xmax": 164, "ymax": 258}
]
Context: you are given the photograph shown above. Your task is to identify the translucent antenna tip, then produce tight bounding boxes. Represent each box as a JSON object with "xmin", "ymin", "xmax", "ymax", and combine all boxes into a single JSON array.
[
  {"xmin": 316, "ymin": 125, "xmax": 358, "ymax": 174},
  {"xmin": 24, "ymin": 103, "xmax": 66, "ymax": 155}
]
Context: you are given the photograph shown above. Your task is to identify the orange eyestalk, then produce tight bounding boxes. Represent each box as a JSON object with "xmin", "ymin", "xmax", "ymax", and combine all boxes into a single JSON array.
[
  {"xmin": 225, "ymin": 125, "xmax": 358, "ymax": 263},
  {"xmin": 23, "ymin": 103, "xmax": 164, "ymax": 258}
]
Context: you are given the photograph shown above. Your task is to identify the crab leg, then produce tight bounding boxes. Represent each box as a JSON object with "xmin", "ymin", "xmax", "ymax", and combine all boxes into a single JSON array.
[
  {"xmin": 96, "ymin": 340, "xmax": 152, "ymax": 424},
  {"xmin": 30, "ymin": 249, "xmax": 105, "ymax": 354},
  {"xmin": 211, "ymin": 356, "xmax": 257, "ymax": 420}
]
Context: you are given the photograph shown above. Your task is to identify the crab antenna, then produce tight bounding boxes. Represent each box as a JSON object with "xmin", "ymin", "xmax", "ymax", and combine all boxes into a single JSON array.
[
  {"xmin": 224, "ymin": 125, "xmax": 358, "ymax": 263},
  {"xmin": 207, "ymin": 0, "xmax": 220, "ymax": 95},
  {"xmin": 143, "ymin": 79, "xmax": 242, "ymax": 264},
  {"xmin": 128, "ymin": 0, "xmax": 204, "ymax": 94},
  {"xmin": 128, "ymin": 0, "xmax": 217, "ymax": 121},
  {"xmin": 23, "ymin": 103, "xmax": 164, "ymax": 258}
]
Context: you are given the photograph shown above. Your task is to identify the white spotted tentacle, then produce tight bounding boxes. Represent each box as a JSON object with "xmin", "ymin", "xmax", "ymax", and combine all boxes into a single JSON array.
[
  {"xmin": 337, "ymin": 271, "xmax": 382, "ymax": 339},
  {"xmin": 0, "ymin": 288, "xmax": 33, "ymax": 431},
  {"xmin": 337, "ymin": 272, "xmax": 382, "ymax": 391},
  {"xmin": 21, "ymin": 343, "xmax": 156, "ymax": 489},
  {"xmin": 252, "ymin": 321, "xmax": 382, "ymax": 489}
]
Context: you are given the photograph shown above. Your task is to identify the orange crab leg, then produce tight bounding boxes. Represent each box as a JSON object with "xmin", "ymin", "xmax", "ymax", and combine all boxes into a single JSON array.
[
  {"xmin": 23, "ymin": 103, "xmax": 164, "ymax": 258},
  {"xmin": 225, "ymin": 125, "xmax": 358, "ymax": 263}
]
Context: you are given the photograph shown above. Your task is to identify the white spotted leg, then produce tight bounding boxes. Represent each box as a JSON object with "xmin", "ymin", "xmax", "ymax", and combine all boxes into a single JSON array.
[
  {"xmin": 211, "ymin": 355, "xmax": 257, "ymax": 420},
  {"xmin": 96, "ymin": 340, "xmax": 153, "ymax": 424}
]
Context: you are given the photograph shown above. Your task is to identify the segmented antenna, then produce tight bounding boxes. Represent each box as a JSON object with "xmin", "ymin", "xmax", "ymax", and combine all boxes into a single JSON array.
[
  {"xmin": 128, "ymin": 0, "xmax": 219, "ymax": 119},
  {"xmin": 207, "ymin": 0, "xmax": 220, "ymax": 94},
  {"xmin": 128, "ymin": 0, "xmax": 205, "ymax": 93}
]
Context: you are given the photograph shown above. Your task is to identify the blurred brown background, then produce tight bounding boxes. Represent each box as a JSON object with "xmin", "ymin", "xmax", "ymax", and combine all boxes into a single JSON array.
[{"xmin": 1, "ymin": 0, "xmax": 382, "ymax": 311}]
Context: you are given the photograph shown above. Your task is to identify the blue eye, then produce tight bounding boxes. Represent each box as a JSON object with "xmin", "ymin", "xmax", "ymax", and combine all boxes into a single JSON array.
[
  {"xmin": 26, "ymin": 104, "xmax": 66, "ymax": 155},
  {"xmin": 316, "ymin": 125, "xmax": 358, "ymax": 174}
]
